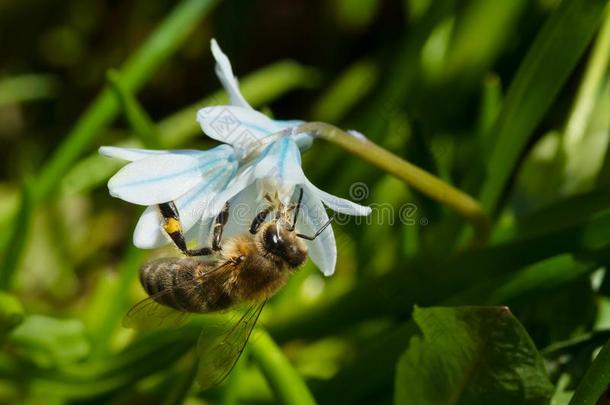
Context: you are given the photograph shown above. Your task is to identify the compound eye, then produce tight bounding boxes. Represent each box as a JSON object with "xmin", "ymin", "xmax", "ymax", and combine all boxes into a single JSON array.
[{"xmin": 264, "ymin": 228, "xmax": 281, "ymax": 249}]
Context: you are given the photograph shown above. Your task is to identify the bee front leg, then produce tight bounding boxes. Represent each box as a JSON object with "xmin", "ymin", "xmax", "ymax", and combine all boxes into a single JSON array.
[
  {"xmin": 249, "ymin": 206, "xmax": 273, "ymax": 234},
  {"xmin": 212, "ymin": 202, "xmax": 230, "ymax": 251},
  {"xmin": 158, "ymin": 202, "xmax": 213, "ymax": 256}
]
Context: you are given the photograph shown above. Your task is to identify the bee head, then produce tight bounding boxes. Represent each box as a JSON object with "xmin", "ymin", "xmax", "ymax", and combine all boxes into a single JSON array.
[{"xmin": 260, "ymin": 222, "xmax": 307, "ymax": 269}]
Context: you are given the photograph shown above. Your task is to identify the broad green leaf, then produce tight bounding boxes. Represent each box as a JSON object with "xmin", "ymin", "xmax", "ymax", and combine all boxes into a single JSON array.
[
  {"xmin": 479, "ymin": 0, "xmax": 608, "ymax": 215},
  {"xmin": 395, "ymin": 306, "xmax": 554, "ymax": 405},
  {"xmin": 310, "ymin": 256, "xmax": 589, "ymax": 403},
  {"xmin": 9, "ymin": 315, "xmax": 90, "ymax": 368},
  {"xmin": 26, "ymin": 328, "xmax": 197, "ymax": 400}
]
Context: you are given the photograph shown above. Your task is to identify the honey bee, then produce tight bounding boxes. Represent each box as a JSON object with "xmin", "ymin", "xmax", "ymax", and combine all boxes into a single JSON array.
[{"xmin": 123, "ymin": 188, "xmax": 332, "ymax": 388}]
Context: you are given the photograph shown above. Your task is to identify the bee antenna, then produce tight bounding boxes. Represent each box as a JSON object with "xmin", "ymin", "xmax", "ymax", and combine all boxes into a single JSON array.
[
  {"xmin": 296, "ymin": 216, "xmax": 334, "ymax": 241},
  {"xmin": 289, "ymin": 187, "xmax": 304, "ymax": 231}
]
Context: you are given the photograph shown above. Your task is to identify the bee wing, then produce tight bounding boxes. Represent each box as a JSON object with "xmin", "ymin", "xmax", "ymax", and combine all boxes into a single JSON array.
[
  {"xmin": 196, "ymin": 300, "xmax": 267, "ymax": 389},
  {"xmin": 122, "ymin": 295, "xmax": 192, "ymax": 330},
  {"xmin": 123, "ymin": 260, "xmax": 234, "ymax": 330}
]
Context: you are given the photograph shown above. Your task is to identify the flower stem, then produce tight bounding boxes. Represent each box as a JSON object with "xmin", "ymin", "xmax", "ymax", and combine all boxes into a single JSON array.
[
  {"xmin": 249, "ymin": 329, "xmax": 317, "ymax": 405},
  {"xmin": 298, "ymin": 122, "xmax": 491, "ymax": 245}
]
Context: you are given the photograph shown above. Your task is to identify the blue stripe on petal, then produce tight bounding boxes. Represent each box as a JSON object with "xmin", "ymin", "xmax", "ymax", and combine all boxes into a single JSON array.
[
  {"xmin": 181, "ymin": 170, "xmax": 226, "ymax": 209},
  {"xmin": 181, "ymin": 163, "xmax": 238, "ymax": 210},
  {"xmin": 277, "ymin": 138, "xmax": 289, "ymax": 181},
  {"xmin": 112, "ymin": 157, "xmax": 225, "ymax": 190}
]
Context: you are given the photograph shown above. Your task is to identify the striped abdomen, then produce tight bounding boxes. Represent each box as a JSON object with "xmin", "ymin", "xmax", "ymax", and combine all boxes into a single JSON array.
[{"xmin": 139, "ymin": 257, "xmax": 233, "ymax": 313}]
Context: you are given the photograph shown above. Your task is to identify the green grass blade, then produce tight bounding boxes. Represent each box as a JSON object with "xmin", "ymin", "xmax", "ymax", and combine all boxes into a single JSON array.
[
  {"xmin": 0, "ymin": 292, "xmax": 24, "ymax": 343},
  {"xmin": 34, "ymin": 0, "xmax": 218, "ymax": 201},
  {"xmin": 479, "ymin": 0, "xmax": 608, "ymax": 215},
  {"xmin": 0, "ymin": 74, "xmax": 60, "ymax": 106},
  {"xmin": 107, "ymin": 70, "xmax": 161, "ymax": 149},
  {"xmin": 569, "ymin": 338, "xmax": 610, "ymax": 404},
  {"xmin": 250, "ymin": 329, "xmax": 317, "ymax": 405},
  {"xmin": 0, "ymin": 181, "xmax": 34, "ymax": 290},
  {"xmin": 310, "ymin": 59, "xmax": 378, "ymax": 123},
  {"xmin": 563, "ymin": 6, "xmax": 610, "ymax": 159},
  {"xmin": 89, "ymin": 243, "xmax": 145, "ymax": 358},
  {"xmin": 441, "ymin": 0, "xmax": 528, "ymax": 83},
  {"xmin": 156, "ymin": 60, "xmax": 320, "ymax": 147},
  {"xmin": 60, "ymin": 61, "xmax": 319, "ymax": 196}
]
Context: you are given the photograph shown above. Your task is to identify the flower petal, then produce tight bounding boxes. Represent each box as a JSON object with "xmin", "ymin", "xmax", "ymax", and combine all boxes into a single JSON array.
[
  {"xmin": 133, "ymin": 206, "xmax": 167, "ymax": 248},
  {"xmin": 109, "ymin": 155, "xmax": 203, "ymax": 204},
  {"xmin": 107, "ymin": 145, "xmax": 236, "ymax": 205},
  {"xmin": 220, "ymin": 181, "xmax": 264, "ymax": 240},
  {"xmin": 204, "ymin": 164, "xmax": 257, "ymax": 220},
  {"xmin": 185, "ymin": 216, "xmax": 215, "ymax": 248},
  {"xmin": 169, "ymin": 161, "xmax": 238, "ymax": 235},
  {"xmin": 132, "ymin": 162, "xmax": 238, "ymax": 249},
  {"xmin": 297, "ymin": 190, "xmax": 337, "ymax": 276},
  {"xmin": 271, "ymin": 119, "xmax": 313, "ymax": 151},
  {"xmin": 306, "ymin": 181, "xmax": 371, "ymax": 216},
  {"xmin": 197, "ymin": 106, "xmax": 281, "ymax": 151},
  {"xmin": 211, "ymin": 39, "xmax": 251, "ymax": 109},
  {"xmin": 99, "ymin": 146, "xmax": 171, "ymax": 162},
  {"xmin": 99, "ymin": 146, "xmax": 210, "ymax": 162},
  {"xmin": 254, "ymin": 138, "xmax": 306, "ymax": 191}
]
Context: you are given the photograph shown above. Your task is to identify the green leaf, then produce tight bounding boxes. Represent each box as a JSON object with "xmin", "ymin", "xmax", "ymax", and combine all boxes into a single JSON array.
[
  {"xmin": 0, "ymin": 180, "xmax": 34, "ymax": 290},
  {"xmin": 561, "ymin": 7, "xmax": 610, "ymax": 195},
  {"xmin": 569, "ymin": 338, "xmax": 610, "ymax": 405},
  {"xmin": 395, "ymin": 306, "xmax": 554, "ymax": 405},
  {"xmin": 479, "ymin": 0, "xmax": 609, "ymax": 215},
  {"xmin": 250, "ymin": 330, "xmax": 317, "ymax": 405},
  {"xmin": 0, "ymin": 292, "xmax": 24, "ymax": 342},
  {"xmin": 0, "ymin": 74, "xmax": 60, "ymax": 106},
  {"xmin": 311, "ymin": 58, "xmax": 378, "ymax": 123},
  {"xmin": 107, "ymin": 69, "xmax": 161, "ymax": 149},
  {"xmin": 441, "ymin": 0, "xmax": 528, "ymax": 83},
  {"xmin": 9, "ymin": 315, "xmax": 90, "ymax": 368},
  {"xmin": 60, "ymin": 60, "xmax": 319, "ymax": 196},
  {"xmin": 34, "ymin": 0, "xmax": 219, "ymax": 202}
]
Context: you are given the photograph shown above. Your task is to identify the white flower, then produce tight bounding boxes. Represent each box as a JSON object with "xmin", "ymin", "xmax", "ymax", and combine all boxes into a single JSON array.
[
  {"xmin": 99, "ymin": 144, "xmax": 238, "ymax": 248},
  {"xmin": 100, "ymin": 39, "xmax": 371, "ymax": 276}
]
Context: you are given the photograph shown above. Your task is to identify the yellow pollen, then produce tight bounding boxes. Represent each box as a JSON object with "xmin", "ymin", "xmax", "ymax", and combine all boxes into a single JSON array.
[{"xmin": 164, "ymin": 218, "xmax": 181, "ymax": 234}]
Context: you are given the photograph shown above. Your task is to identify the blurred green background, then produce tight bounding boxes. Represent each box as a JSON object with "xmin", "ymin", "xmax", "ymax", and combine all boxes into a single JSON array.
[{"xmin": 2, "ymin": 0, "xmax": 610, "ymax": 404}]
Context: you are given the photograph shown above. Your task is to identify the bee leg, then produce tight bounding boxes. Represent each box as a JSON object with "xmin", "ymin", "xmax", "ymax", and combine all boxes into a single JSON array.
[
  {"xmin": 158, "ymin": 202, "xmax": 213, "ymax": 256},
  {"xmin": 212, "ymin": 202, "xmax": 230, "ymax": 251},
  {"xmin": 230, "ymin": 255, "xmax": 245, "ymax": 266},
  {"xmin": 296, "ymin": 215, "xmax": 335, "ymax": 241},
  {"xmin": 249, "ymin": 206, "xmax": 273, "ymax": 234},
  {"xmin": 288, "ymin": 187, "xmax": 304, "ymax": 231}
]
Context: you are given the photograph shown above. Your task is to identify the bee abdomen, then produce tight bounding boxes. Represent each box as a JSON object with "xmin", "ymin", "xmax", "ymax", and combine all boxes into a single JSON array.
[{"xmin": 140, "ymin": 257, "xmax": 208, "ymax": 312}]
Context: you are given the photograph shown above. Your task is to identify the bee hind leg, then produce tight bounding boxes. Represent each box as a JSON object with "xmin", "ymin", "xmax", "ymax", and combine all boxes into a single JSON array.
[{"xmin": 158, "ymin": 202, "xmax": 213, "ymax": 256}]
